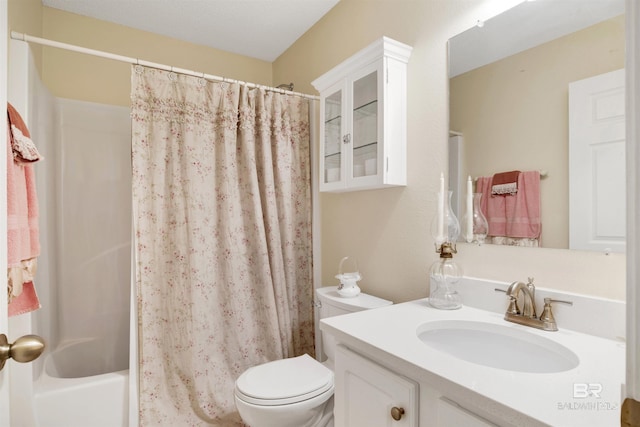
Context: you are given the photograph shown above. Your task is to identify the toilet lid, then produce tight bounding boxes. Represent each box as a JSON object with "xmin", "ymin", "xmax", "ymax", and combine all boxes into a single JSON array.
[{"xmin": 235, "ymin": 354, "xmax": 334, "ymax": 406}]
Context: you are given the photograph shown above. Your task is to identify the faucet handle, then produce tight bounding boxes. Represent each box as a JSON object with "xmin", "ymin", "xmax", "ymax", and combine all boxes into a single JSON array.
[
  {"xmin": 539, "ymin": 298, "xmax": 573, "ymax": 331},
  {"xmin": 493, "ymin": 288, "xmax": 520, "ymax": 314},
  {"xmin": 544, "ymin": 297, "xmax": 573, "ymax": 306},
  {"xmin": 495, "ymin": 288, "xmax": 520, "ymax": 314},
  {"xmin": 506, "ymin": 295, "xmax": 520, "ymax": 315}
]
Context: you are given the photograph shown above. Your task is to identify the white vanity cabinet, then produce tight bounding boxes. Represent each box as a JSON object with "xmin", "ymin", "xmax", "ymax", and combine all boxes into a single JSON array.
[
  {"xmin": 436, "ymin": 398, "xmax": 498, "ymax": 427},
  {"xmin": 312, "ymin": 37, "xmax": 412, "ymax": 192},
  {"xmin": 334, "ymin": 345, "xmax": 419, "ymax": 427},
  {"xmin": 334, "ymin": 344, "xmax": 499, "ymax": 427},
  {"xmin": 322, "ymin": 284, "xmax": 625, "ymax": 427}
]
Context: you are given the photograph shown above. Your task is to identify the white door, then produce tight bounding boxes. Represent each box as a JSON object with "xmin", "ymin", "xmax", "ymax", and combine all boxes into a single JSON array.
[
  {"xmin": 1, "ymin": 2, "xmax": 10, "ymax": 424},
  {"xmin": 569, "ymin": 68, "xmax": 626, "ymax": 253},
  {"xmin": 2, "ymin": 21, "xmax": 47, "ymax": 426}
]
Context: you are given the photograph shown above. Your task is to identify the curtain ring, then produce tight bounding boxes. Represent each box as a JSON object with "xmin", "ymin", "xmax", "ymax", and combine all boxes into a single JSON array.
[{"xmin": 134, "ymin": 64, "xmax": 144, "ymax": 75}]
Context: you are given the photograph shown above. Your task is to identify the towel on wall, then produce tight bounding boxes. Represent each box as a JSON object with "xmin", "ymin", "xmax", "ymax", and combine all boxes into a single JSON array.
[
  {"xmin": 7, "ymin": 103, "xmax": 43, "ymax": 163},
  {"xmin": 6, "ymin": 104, "xmax": 41, "ymax": 316},
  {"xmin": 478, "ymin": 171, "xmax": 541, "ymax": 240},
  {"xmin": 8, "ymin": 282, "xmax": 41, "ymax": 317},
  {"xmin": 491, "ymin": 170, "xmax": 520, "ymax": 195}
]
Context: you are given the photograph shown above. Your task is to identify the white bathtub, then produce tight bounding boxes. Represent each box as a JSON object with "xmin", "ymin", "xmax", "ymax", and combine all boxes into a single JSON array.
[{"xmin": 34, "ymin": 339, "xmax": 130, "ymax": 427}]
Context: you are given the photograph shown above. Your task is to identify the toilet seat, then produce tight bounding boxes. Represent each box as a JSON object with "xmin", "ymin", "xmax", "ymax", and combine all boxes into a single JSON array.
[{"xmin": 235, "ymin": 354, "xmax": 334, "ymax": 406}]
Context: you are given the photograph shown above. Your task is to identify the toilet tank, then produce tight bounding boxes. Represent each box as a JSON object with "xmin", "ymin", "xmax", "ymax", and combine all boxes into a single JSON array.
[{"xmin": 315, "ymin": 286, "xmax": 392, "ymax": 364}]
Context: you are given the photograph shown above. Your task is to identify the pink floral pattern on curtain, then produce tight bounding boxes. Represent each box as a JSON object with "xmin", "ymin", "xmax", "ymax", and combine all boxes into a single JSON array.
[{"xmin": 131, "ymin": 66, "xmax": 313, "ymax": 426}]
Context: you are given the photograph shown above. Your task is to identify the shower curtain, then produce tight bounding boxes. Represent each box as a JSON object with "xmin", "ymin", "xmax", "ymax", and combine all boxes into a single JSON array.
[{"xmin": 131, "ymin": 65, "xmax": 314, "ymax": 426}]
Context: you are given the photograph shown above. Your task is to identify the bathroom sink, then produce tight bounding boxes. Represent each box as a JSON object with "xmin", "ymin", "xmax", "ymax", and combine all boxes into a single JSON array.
[{"xmin": 416, "ymin": 320, "xmax": 579, "ymax": 373}]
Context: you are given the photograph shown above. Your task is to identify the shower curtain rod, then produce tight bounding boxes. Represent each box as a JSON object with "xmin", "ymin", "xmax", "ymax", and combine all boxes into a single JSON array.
[{"xmin": 10, "ymin": 31, "xmax": 320, "ymax": 101}]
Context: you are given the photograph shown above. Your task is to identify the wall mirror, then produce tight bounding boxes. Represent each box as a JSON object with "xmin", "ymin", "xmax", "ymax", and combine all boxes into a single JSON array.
[{"xmin": 448, "ymin": 0, "xmax": 625, "ymax": 252}]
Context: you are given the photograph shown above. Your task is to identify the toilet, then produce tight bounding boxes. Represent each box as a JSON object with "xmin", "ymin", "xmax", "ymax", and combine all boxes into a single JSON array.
[{"xmin": 234, "ymin": 286, "xmax": 392, "ymax": 427}]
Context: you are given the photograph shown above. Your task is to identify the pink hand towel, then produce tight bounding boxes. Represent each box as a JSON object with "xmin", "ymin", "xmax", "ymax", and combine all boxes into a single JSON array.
[
  {"xmin": 6, "ymin": 124, "xmax": 40, "ymax": 267},
  {"xmin": 505, "ymin": 171, "xmax": 541, "ymax": 239},
  {"xmin": 7, "ymin": 103, "xmax": 43, "ymax": 163},
  {"xmin": 6, "ymin": 104, "xmax": 41, "ymax": 316},
  {"xmin": 477, "ymin": 172, "xmax": 541, "ymax": 239},
  {"xmin": 8, "ymin": 281, "xmax": 41, "ymax": 317}
]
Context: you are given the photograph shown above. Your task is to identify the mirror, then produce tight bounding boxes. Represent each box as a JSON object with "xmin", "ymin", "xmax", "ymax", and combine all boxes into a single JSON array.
[{"xmin": 448, "ymin": 0, "xmax": 625, "ymax": 251}]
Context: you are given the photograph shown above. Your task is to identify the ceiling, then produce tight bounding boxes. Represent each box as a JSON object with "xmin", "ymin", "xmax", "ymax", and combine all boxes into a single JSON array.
[{"xmin": 41, "ymin": 0, "xmax": 340, "ymax": 62}]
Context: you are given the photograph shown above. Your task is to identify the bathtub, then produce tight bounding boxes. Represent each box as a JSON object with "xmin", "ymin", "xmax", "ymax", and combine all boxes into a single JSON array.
[{"xmin": 34, "ymin": 338, "xmax": 130, "ymax": 427}]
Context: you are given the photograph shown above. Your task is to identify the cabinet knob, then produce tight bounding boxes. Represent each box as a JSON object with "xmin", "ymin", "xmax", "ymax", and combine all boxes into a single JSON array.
[{"xmin": 390, "ymin": 406, "xmax": 405, "ymax": 421}]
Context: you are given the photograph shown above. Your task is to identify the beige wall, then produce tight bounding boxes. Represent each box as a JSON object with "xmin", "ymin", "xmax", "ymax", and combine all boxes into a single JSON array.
[
  {"xmin": 40, "ymin": 7, "xmax": 274, "ymax": 106},
  {"xmin": 450, "ymin": 16, "xmax": 624, "ymax": 249},
  {"xmin": 9, "ymin": 3, "xmax": 273, "ymax": 107},
  {"xmin": 273, "ymin": 0, "xmax": 625, "ymax": 303},
  {"xmin": 7, "ymin": 0, "xmax": 42, "ymax": 71},
  {"xmin": 7, "ymin": 0, "xmax": 625, "ymax": 302}
]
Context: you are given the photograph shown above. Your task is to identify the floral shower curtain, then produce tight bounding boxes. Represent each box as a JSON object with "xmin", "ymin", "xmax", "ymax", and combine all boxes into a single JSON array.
[{"xmin": 131, "ymin": 65, "xmax": 314, "ymax": 426}]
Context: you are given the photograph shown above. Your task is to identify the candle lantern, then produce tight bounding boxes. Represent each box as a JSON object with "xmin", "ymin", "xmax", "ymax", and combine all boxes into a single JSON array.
[
  {"xmin": 462, "ymin": 192, "xmax": 489, "ymax": 244},
  {"xmin": 429, "ymin": 182, "xmax": 462, "ymax": 310}
]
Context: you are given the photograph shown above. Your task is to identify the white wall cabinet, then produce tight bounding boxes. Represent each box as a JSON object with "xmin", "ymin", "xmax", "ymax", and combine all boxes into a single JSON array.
[
  {"xmin": 312, "ymin": 37, "xmax": 412, "ymax": 192},
  {"xmin": 334, "ymin": 345, "xmax": 418, "ymax": 427}
]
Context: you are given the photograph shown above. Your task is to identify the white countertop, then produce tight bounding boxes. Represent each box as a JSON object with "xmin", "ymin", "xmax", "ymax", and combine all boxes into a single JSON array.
[{"xmin": 320, "ymin": 299, "xmax": 625, "ymax": 427}]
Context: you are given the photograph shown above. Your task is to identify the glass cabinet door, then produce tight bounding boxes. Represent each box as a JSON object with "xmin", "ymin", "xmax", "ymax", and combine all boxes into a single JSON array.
[
  {"xmin": 323, "ymin": 89, "xmax": 342, "ymax": 185},
  {"xmin": 351, "ymin": 70, "xmax": 378, "ymax": 180}
]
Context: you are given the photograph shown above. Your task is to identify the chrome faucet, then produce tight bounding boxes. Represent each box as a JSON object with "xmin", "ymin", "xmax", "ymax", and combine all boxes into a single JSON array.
[{"xmin": 497, "ymin": 277, "xmax": 572, "ymax": 332}]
